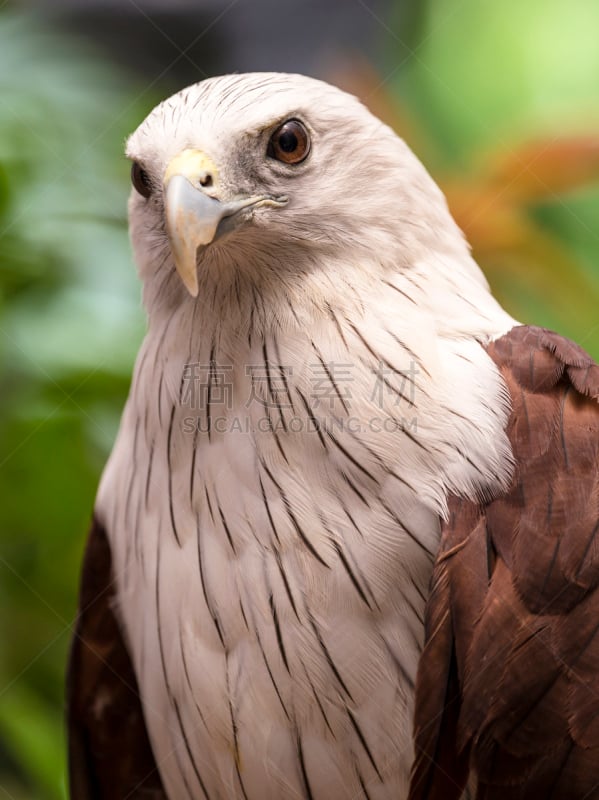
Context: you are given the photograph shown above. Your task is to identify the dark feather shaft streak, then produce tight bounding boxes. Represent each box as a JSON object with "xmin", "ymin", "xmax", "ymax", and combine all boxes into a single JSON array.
[
  {"xmin": 347, "ymin": 708, "xmax": 383, "ymax": 782},
  {"xmin": 173, "ymin": 698, "xmax": 211, "ymax": 800},
  {"xmin": 308, "ymin": 613, "xmax": 354, "ymax": 701},
  {"xmin": 196, "ymin": 516, "xmax": 225, "ymax": 647},
  {"xmin": 167, "ymin": 405, "xmax": 182, "ymax": 547},
  {"xmin": 255, "ymin": 627, "xmax": 291, "ymax": 721},
  {"xmin": 261, "ymin": 460, "xmax": 329, "ymax": 568},
  {"xmin": 269, "ymin": 592, "xmax": 291, "ymax": 672},
  {"xmin": 297, "ymin": 734, "xmax": 316, "ymax": 800}
]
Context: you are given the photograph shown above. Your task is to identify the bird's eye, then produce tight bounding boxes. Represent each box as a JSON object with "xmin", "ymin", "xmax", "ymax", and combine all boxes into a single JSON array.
[
  {"xmin": 131, "ymin": 161, "xmax": 153, "ymax": 198},
  {"xmin": 267, "ymin": 119, "xmax": 310, "ymax": 165}
]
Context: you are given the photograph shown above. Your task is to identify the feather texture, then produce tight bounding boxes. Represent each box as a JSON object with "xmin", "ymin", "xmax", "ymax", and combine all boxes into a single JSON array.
[
  {"xmin": 67, "ymin": 517, "xmax": 166, "ymax": 798},
  {"xmin": 410, "ymin": 325, "xmax": 599, "ymax": 800}
]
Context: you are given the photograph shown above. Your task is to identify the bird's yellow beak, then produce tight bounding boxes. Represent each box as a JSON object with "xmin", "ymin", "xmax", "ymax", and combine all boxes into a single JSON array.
[
  {"xmin": 163, "ymin": 149, "xmax": 224, "ymax": 297},
  {"xmin": 163, "ymin": 149, "xmax": 288, "ymax": 297}
]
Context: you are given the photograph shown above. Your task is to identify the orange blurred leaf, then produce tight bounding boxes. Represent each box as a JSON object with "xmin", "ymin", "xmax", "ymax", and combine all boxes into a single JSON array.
[{"xmin": 484, "ymin": 136, "xmax": 599, "ymax": 203}]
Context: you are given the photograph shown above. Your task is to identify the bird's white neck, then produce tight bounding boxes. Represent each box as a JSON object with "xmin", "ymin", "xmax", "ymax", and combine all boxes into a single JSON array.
[{"xmin": 95, "ymin": 252, "xmax": 515, "ymax": 799}]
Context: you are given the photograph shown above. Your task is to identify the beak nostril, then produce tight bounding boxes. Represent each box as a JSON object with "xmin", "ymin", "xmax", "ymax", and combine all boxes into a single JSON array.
[{"xmin": 199, "ymin": 173, "xmax": 213, "ymax": 188}]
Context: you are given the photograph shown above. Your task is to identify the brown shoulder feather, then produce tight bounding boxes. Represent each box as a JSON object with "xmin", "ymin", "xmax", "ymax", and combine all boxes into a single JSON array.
[
  {"xmin": 409, "ymin": 325, "xmax": 599, "ymax": 800},
  {"xmin": 67, "ymin": 517, "xmax": 166, "ymax": 799}
]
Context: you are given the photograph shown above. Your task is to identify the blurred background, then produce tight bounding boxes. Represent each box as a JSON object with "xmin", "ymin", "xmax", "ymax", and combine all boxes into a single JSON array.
[{"xmin": 1, "ymin": 0, "xmax": 598, "ymax": 796}]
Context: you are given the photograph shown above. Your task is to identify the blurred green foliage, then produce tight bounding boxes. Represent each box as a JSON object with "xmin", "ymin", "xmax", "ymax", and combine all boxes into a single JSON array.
[
  {"xmin": 394, "ymin": 0, "xmax": 599, "ymax": 354},
  {"xmin": 0, "ymin": 14, "xmax": 152, "ymax": 799},
  {"xmin": 0, "ymin": 2, "xmax": 598, "ymax": 798}
]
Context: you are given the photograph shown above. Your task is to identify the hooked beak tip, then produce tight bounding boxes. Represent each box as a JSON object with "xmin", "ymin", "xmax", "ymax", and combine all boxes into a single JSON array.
[
  {"xmin": 163, "ymin": 155, "xmax": 289, "ymax": 298},
  {"xmin": 164, "ymin": 174, "xmax": 223, "ymax": 297}
]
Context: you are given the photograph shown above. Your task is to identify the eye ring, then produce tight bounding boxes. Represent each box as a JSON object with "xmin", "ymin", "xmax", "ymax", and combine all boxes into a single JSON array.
[
  {"xmin": 131, "ymin": 161, "xmax": 153, "ymax": 198},
  {"xmin": 267, "ymin": 119, "xmax": 310, "ymax": 165}
]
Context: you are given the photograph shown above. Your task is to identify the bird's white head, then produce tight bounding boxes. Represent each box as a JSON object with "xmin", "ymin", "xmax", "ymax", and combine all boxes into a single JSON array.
[{"xmin": 126, "ymin": 72, "xmax": 508, "ymax": 339}]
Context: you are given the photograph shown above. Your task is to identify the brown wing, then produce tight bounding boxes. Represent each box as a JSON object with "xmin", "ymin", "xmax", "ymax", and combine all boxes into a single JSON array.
[
  {"xmin": 409, "ymin": 325, "xmax": 599, "ymax": 800},
  {"xmin": 67, "ymin": 516, "xmax": 166, "ymax": 799}
]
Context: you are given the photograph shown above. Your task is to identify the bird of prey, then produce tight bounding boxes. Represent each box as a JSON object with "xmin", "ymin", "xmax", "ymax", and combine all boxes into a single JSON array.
[{"xmin": 67, "ymin": 73, "xmax": 599, "ymax": 800}]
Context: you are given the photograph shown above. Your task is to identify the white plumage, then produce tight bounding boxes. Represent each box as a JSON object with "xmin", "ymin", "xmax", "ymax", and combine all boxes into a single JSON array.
[{"xmin": 95, "ymin": 73, "xmax": 516, "ymax": 799}]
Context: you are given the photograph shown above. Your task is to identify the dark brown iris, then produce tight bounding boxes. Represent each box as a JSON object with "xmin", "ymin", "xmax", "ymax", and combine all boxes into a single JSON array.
[{"xmin": 267, "ymin": 119, "xmax": 310, "ymax": 164}]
